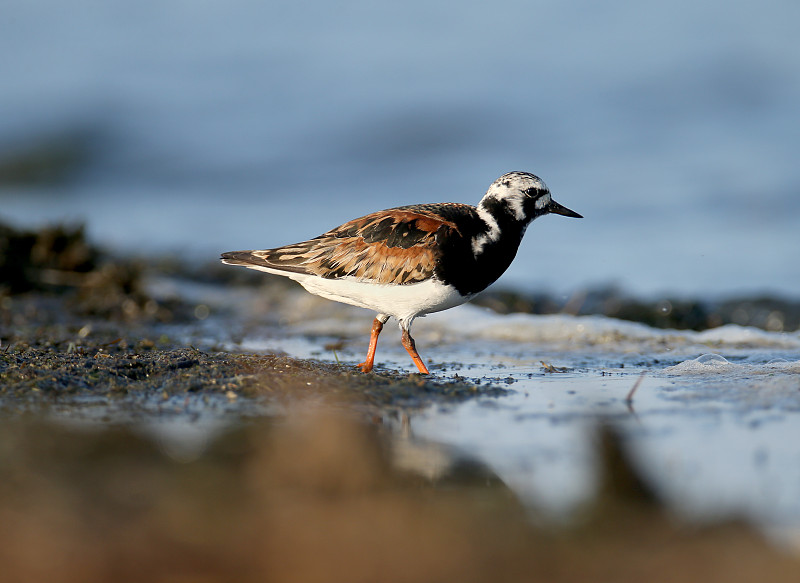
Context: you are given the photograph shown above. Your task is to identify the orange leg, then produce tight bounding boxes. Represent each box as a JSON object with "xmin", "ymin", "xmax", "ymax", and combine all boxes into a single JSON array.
[
  {"xmin": 401, "ymin": 328, "xmax": 429, "ymax": 375},
  {"xmin": 357, "ymin": 317, "xmax": 384, "ymax": 373}
]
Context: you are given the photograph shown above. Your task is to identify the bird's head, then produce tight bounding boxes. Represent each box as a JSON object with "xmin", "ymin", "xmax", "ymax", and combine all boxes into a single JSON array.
[{"xmin": 481, "ymin": 171, "xmax": 583, "ymax": 223}]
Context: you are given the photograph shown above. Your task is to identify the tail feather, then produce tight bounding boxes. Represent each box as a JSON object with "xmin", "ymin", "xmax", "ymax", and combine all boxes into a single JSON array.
[
  {"xmin": 220, "ymin": 250, "xmax": 308, "ymax": 276},
  {"xmin": 220, "ymin": 251, "xmax": 262, "ymax": 267}
]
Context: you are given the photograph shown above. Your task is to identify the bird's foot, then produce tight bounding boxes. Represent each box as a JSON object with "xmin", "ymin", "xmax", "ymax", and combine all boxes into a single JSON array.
[{"xmin": 401, "ymin": 329, "xmax": 430, "ymax": 375}]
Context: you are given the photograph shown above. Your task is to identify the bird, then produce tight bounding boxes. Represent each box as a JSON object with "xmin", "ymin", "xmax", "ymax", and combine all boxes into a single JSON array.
[{"xmin": 221, "ymin": 171, "xmax": 582, "ymax": 374}]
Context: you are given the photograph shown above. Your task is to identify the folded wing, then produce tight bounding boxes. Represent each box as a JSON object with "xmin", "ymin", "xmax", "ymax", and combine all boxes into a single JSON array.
[{"xmin": 221, "ymin": 206, "xmax": 466, "ymax": 285}]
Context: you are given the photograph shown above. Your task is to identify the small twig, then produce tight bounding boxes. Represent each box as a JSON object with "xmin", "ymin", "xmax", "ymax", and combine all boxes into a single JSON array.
[
  {"xmin": 625, "ymin": 372, "xmax": 647, "ymax": 411},
  {"xmin": 323, "ymin": 340, "xmax": 345, "ymax": 366}
]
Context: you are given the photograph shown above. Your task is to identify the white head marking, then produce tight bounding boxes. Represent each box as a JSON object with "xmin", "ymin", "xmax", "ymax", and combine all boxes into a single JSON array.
[
  {"xmin": 471, "ymin": 172, "xmax": 552, "ymax": 256},
  {"xmin": 535, "ymin": 192, "xmax": 551, "ymax": 210},
  {"xmin": 506, "ymin": 194, "xmax": 526, "ymax": 221},
  {"xmin": 484, "ymin": 172, "xmax": 550, "ymax": 220},
  {"xmin": 472, "ymin": 205, "xmax": 501, "ymax": 256}
]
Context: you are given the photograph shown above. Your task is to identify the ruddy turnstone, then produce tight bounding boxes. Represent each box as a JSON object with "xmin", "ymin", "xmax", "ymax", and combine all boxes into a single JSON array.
[{"xmin": 221, "ymin": 171, "xmax": 582, "ymax": 374}]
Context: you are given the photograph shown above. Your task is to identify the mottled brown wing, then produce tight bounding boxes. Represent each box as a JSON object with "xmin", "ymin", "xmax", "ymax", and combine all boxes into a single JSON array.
[{"xmin": 225, "ymin": 206, "xmax": 466, "ymax": 285}]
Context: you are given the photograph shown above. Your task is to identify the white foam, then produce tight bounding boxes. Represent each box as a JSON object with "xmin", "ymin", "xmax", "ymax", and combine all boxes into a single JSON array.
[
  {"xmin": 663, "ymin": 354, "xmax": 742, "ymax": 375},
  {"xmin": 664, "ymin": 354, "xmax": 800, "ymax": 376},
  {"xmin": 694, "ymin": 324, "xmax": 795, "ymax": 346},
  {"xmin": 424, "ymin": 305, "xmax": 800, "ymax": 351}
]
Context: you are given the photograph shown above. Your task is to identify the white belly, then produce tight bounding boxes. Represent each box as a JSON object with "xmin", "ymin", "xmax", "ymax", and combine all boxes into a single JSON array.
[
  {"xmin": 241, "ymin": 265, "xmax": 467, "ymax": 325},
  {"xmin": 296, "ymin": 274, "xmax": 467, "ymax": 325}
]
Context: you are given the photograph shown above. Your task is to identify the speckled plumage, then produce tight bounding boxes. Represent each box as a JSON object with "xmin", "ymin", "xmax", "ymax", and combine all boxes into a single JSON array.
[
  {"xmin": 222, "ymin": 205, "xmax": 468, "ymax": 286},
  {"xmin": 221, "ymin": 171, "xmax": 582, "ymax": 374}
]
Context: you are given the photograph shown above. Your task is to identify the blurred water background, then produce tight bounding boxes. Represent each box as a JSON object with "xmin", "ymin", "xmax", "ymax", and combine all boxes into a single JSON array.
[{"xmin": 1, "ymin": 0, "xmax": 798, "ymax": 299}]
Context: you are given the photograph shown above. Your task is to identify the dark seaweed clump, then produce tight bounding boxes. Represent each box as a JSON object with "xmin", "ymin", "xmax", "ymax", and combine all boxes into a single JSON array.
[
  {"xmin": 0, "ymin": 221, "xmax": 99, "ymax": 294},
  {"xmin": 0, "ymin": 219, "xmax": 178, "ymax": 322},
  {"xmin": 475, "ymin": 287, "xmax": 800, "ymax": 332}
]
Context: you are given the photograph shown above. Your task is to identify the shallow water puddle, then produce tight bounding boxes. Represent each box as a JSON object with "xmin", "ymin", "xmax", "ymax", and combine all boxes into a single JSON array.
[
  {"xmin": 228, "ymin": 303, "xmax": 800, "ymax": 542},
  {"xmin": 407, "ymin": 368, "xmax": 800, "ymax": 534}
]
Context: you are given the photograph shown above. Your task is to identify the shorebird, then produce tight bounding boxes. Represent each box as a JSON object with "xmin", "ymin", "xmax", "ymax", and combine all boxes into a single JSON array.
[{"xmin": 221, "ymin": 171, "xmax": 582, "ymax": 373}]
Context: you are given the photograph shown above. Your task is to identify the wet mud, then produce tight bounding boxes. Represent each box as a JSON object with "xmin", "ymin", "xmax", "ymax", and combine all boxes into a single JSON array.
[{"xmin": 2, "ymin": 220, "xmax": 800, "ymax": 581}]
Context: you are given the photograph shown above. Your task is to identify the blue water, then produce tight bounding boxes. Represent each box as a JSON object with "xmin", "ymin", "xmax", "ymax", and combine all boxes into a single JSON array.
[{"xmin": 2, "ymin": 0, "xmax": 799, "ymax": 297}]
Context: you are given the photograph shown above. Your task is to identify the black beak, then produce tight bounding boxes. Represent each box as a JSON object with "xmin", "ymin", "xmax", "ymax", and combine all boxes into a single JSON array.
[{"xmin": 547, "ymin": 199, "xmax": 583, "ymax": 218}]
